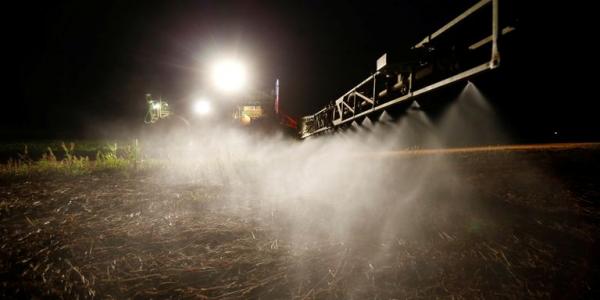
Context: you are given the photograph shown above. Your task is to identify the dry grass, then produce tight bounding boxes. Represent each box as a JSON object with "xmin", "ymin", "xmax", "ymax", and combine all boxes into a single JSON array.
[
  {"xmin": 1, "ymin": 148, "xmax": 599, "ymax": 299},
  {"xmin": 0, "ymin": 141, "xmax": 158, "ymax": 177}
]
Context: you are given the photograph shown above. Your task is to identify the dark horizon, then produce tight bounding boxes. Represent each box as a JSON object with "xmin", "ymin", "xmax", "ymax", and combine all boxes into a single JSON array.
[{"xmin": 4, "ymin": 0, "xmax": 598, "ymax": 142}]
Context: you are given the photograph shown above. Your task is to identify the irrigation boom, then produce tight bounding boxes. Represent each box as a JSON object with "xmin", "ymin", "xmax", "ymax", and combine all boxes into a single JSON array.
[
  {"xmin": 299, "ymin": 0, "xmax": 514, "ymax": 138},
  {"xmin": 143, "ymin": 0, "xmax": 514, "ymax": 139}
]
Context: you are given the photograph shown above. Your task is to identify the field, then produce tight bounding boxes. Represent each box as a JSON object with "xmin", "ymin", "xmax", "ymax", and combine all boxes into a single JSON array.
[
  {"xmin": 0, "ymin": 140, "xmax": 137, "ymax": 161},
  {"xmin": 1, "ymin": 142, "xmax": 599, "ymax": 299}
]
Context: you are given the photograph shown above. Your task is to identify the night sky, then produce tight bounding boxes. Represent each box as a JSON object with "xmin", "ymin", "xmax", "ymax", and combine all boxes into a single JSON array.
[{"xmin": 4, "ymin": 1, "xmax": 598, "ymax": 141}]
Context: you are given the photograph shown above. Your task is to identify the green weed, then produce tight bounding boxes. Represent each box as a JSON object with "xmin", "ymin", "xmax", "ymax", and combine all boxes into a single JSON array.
[{"xmin": 0, "ymin": 140, "xmax": 154, "ymax": 177}]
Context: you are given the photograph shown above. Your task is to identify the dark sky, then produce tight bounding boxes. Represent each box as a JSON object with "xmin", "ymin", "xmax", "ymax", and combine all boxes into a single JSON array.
[{"xmin": 4, "ymin": 1, "xmax": 598, "ymax": 140}]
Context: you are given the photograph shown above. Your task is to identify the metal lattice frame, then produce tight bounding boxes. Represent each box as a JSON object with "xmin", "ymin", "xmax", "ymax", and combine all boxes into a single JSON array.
[{"xmin": 301, "ymin": 0, "xmax": 509, "ymax": 139}]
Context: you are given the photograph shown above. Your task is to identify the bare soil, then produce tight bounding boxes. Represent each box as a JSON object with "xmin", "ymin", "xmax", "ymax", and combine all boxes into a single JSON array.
[{"xmin": 1, "ymin": 147, "xmax": 599, "ymax": 299}]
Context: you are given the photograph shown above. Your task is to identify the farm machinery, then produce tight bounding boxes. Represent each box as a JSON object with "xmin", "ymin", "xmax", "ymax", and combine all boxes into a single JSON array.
[
  {"xmin": 145, "ymin": 0, "xmax": 513, "ymax": 139},
  {"xmin": 299, "ymin": 0, "xmax": 515, "ymax": 138},
  {"xmin": 144, "ymin": 94, "xmax": 173, "ymax": 125},
  {"xmin": 144, "ymin": 81, "xmax": 296, "ymax": 135}
]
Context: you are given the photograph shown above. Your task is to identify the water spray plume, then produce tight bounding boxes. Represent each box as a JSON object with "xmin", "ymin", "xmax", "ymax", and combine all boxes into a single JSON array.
[
  {"xmin": 361, "ymin": 116, "xmax": 374, "ymax": 128},
  {"xmin": 438, "ymin": 81, "xmax": 508, "ymax": 147},
  {"xmin": 378, "ymin": 111, "xmax": 393, "ymax": 123}
]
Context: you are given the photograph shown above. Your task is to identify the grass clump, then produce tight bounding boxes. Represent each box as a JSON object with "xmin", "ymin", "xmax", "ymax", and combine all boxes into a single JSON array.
[{"xmin": 1, "ymin": 140, "xmax": 154, "ymax": 177}]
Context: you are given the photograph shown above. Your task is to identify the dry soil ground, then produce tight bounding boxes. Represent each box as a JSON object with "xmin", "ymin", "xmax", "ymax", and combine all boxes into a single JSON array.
[{"xmin": 1, "ymin": 145, "xmax": 599, "ymax": 299}]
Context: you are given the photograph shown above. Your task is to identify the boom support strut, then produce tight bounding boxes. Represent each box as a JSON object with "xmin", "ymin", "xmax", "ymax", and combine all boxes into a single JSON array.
[{"xmin": 300, "ymin": 0, "xmax": 510, "ymax": 139}]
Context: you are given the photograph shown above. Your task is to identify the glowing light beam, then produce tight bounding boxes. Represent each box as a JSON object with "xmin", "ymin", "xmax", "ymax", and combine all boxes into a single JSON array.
[{"xmin": 211, "ymin": 58, "xmax": 248, "ymax": 93}]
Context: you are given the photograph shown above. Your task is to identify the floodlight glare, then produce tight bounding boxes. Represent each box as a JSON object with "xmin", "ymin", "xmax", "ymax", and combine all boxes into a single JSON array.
[
  {"xmin": 193, "ymin": 99, "xmax": 211, "ymax": 115},
  {"xmin": 211, "ymin": 59, "xmax": 247, "ymax": 93}
]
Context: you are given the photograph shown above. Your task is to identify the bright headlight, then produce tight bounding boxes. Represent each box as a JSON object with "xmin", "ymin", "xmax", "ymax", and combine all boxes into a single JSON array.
[
  {"xmin": 193, "ymin": 99, "xmax": 211, "ymax": 115},
  {"xmin": 211, "ymin": 59, "xmax": 247, "ymax": 93}
]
